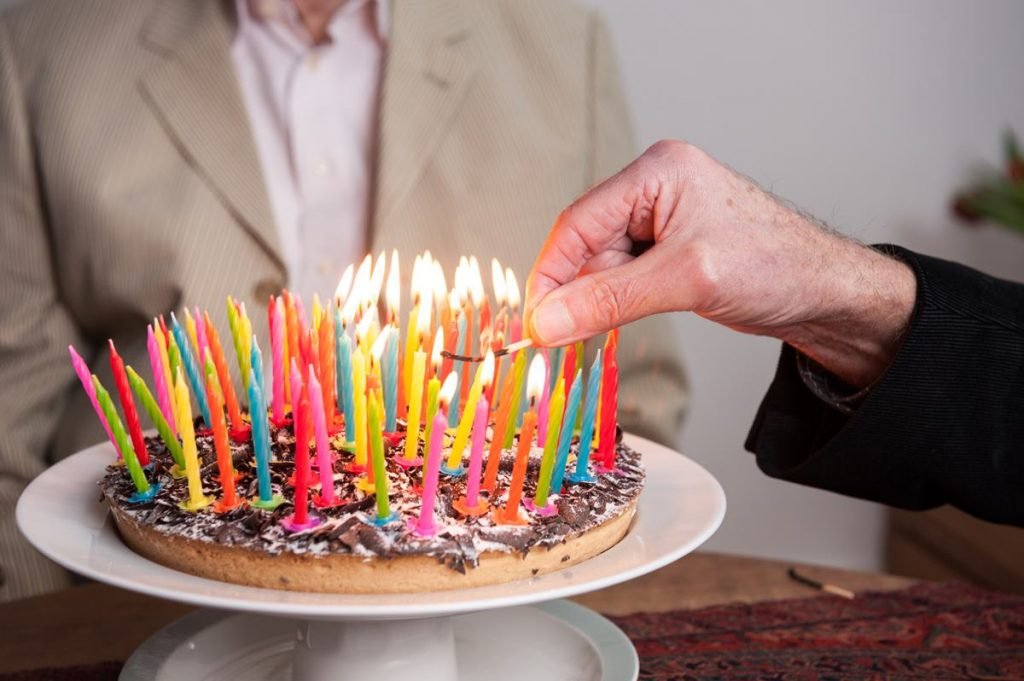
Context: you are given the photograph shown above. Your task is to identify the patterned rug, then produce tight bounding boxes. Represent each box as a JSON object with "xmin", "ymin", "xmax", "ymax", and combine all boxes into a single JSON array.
[
  {"xmin": 611, "ymin": 581, "xmax": 1024, "ymax": 680},
  {"xmin": 3, "ymin": 582, "xmax": 1022, "ymax": 680}
]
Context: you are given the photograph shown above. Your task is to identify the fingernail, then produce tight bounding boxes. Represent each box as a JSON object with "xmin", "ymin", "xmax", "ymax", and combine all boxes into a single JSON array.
[{"xmin": 531, "ymin": 298, "xmax": 575, "ymax": 345}]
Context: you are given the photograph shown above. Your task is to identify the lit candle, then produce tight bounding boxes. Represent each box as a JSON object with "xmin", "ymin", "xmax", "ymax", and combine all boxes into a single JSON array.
[
  {"xmin": 536, "ymin": 348, "xmax": 552, "ymax": 444},
  {"xmin": 173, "ymin": 367, "xmax": 213, "ymax": 511},
  {"xmin": 383, "ymin": 326, "xmax": 399, "ymax": 432},
  {"xmin": 502, "ymin": 347, "xmax": 529, "ymax": 449},
  {"xmin": 410, "ymin": 373, "xmax": 458, "ymax": 537},
  {"xmin": 453, "ymin": 372, "xmax": 491, "ymax": 516},
  {"xmin": 401, "ymin": 302, "xmax": 430, "ymax": 463},
  {"xmin": 307, "ymin": 366, "xmax": 339, "ymax": 508},
  {"xmin": 146, "ymin": 325, "xmax": 176, "ymax": 436},
  {"xmin": 444, "ymin": 351, "xmax": 494, "ymax": 475},
  {"xmin": 506, "ymin": 268, "xmax": 522, "ymax": 343},
  {"xmin": 469, "ymin": 255, "xmax": 490, "ymax": 341},
  {"xmin": 447, "ymin": 312, "xmax": 466, "ymax": 428},
  {"xmin": 549, "ymin": 368, "xmax": 583, "ymax": 495},
  {"xmin": 69, "ymin": 346, "xmax": 120, "ymax": 458},
  {"xmin": 532, "ymin": 375, "xmax": 566, "ymax": 513},
  {"xmin": 403, "ymin": 256, "xmax": 423, "ymax": 398},
  {"xmin": 492, "ymin": 354, "xmax": 545, "ymax": 525},
  {"xmin": 482, "ymin": 348, "xmax": 526, "ymax": 492},
  {"xmin": 368, "ymin": 387, "xmax": 399, "ymax": 525},
  {"xmin": 170, "ymin": 312, "xmax": 211, "ymax": 427},
  {"xmin": 420, "ymin": 331, "xmax": 443, "ymax": 448},
  {"xmin": 440, "ymin": 291, "xmax": 461, "ymax": 380},
  {"xmin": 126, "ymin": 366, "xmax": 185, "ymax": 469},
  {"xmin": 335, "ymin": 306, "xmax": 355, "ymax": 442},
  {"xmin": 93, "ymin": 375, "xmax": 154, "ymax": 500},
  {"xmin": 205, "ymin": 362, "xmax": 239, "ymax": 512},
  {"xmin": 108, "ymin": 340, "xmax": 150, "ymax": 466},
  {"xmin": 352, "ymin": 336, "xmax": 368, "ymax": 470},
  {"xmin": 569, "ymin": 351, "xmax": 602, "ymax": 484},
  {"xmin": 597, "ymin": 330, "xmax": 620, "ymax": 472},
  {"xmin": 270, "ymin": 297, "xmax": 286, "ymax": 423},
  {"xmin": 203, "ymin": 311, "xmax": 245, "ymax": 434}
]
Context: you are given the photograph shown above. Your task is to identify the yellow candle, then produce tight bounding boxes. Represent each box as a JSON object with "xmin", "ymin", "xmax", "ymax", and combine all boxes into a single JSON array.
[
  {"xmin": 174, "ymin": 367, "xmax": 213, "ymax": 511},
  {"xmin": 445, "ymin": 351, "xmax": 495, "ymax": 471},
  {"xmin": 353, "ymin": 347, "xmax": 368, "ymax": 468}
]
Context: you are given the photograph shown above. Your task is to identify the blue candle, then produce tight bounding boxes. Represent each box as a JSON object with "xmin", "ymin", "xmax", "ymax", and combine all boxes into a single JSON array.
[
  {"xmin": 447, "ymin": 365, "xmax": 462, "ymax": 428},
  {"xmin": 248, "ymin": 366, "xmax": 282, "ymax": 509},
  {"xmin": 550, "ymin": 368, "xmax": 583, "ymax": 494},
  {"xmin": 335, "ymin": 308, "xmax": 355, "ymax": 442},
  {"xmin": 250, "ymin": 335, "xmax": 265, "ymax": 396},
  {"xmin": 568, "ymin": 351, "xmax": 602, "ymax": 484},
  {"xmin": 170, "ymin": 312, "xmax": 211, "ymax": 426},
  {"xmin": 448, "ymin": 314, "xmax": 466, "ymax": 428},
  {"xmin": 383, "ymin": 326, "xmax": 399, "ymax": 431}
]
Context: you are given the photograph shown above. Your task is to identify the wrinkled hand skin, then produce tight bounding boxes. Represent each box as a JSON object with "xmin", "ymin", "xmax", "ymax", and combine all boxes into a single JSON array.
[{"xmin": 526, "ymin": 140, "xmax": 916, "ymax": 388}]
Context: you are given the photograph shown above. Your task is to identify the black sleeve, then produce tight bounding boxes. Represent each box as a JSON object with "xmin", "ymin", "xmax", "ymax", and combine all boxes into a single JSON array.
[{"xmin": 745, "ymin": 245, "xmax": 1024, "ymax": 527}]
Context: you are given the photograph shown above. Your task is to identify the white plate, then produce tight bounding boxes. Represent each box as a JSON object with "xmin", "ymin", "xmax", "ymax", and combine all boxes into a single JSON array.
[
  {"xmin": 17, "ymin": 434, "xmax": 725, "ymax": 620},
  {"xmin": 120, "ymin": 600, "xmax": 637, "ymax": 681}
]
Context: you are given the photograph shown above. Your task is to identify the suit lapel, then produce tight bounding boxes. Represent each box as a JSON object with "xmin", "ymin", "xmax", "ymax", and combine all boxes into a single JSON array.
[
  {"xmin": 372, "ymin": 0, "xmax": 477, "ymax": 237},
  {"xmin": 138, "ymin": 0, "xmax": 283, "ymax": 272}
]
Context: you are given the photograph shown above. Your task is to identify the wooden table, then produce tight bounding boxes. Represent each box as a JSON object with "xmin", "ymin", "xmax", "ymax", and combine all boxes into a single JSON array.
[{"xmin": 0, "ymin": 551, "xmax": 912, "ymax": 674}]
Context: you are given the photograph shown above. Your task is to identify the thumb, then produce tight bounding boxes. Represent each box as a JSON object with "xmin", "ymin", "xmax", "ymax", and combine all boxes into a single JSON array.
[{"xmin": 528, "ymin": 248, "xmax": 681, "ymax": 346}]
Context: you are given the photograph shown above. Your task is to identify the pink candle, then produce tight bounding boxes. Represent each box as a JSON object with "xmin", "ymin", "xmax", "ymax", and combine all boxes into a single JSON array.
[
  {"xmin": 453, "ymin": 392, "xmax": 489, "ymax": 516},
  {"xmin": 536, "ymin": 348, "xmax": 552, "ymax": 444},
  {"xmin": 193, "ymin": 306, "xmax": 210, "ymax": 361},
  {"xmin": 271, "ymin": 298, "xmax": 286, "ymax": 423},
  {"xmin": 411, "ymin": 374, "xmax": 457, "ymax": 537},
  {"xmin": 307, "ymin": 365, "xmax": 338, "ymax": 507},
  {"xmin": 146, "ymin": 326, "xmax": 176, "ymax": 436},
  {"xmin": 68, "ymin": 345, "xmax": 121, "ymax": 458}
]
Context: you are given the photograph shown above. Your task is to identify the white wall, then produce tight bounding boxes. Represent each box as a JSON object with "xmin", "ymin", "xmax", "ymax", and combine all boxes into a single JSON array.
[{"xmin": 581, "ymin": 0, "xmax": 1024, "ymax": 570}]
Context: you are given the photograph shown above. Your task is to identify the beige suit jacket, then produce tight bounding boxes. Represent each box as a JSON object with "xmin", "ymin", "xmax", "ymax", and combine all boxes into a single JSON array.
[{"xmin": 0, "ymin": 0, "xmax": 688, "ymax": 600}]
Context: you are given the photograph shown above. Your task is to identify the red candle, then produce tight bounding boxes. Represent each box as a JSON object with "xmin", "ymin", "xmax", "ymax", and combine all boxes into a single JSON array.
[
  {"xmin": 561, "ymin": 344, "xmax": 577, "ymax": 394},
  {"xmin": 206, "ymin": 368, "xmax": 239, "ymax": 511},
  {"xmin": 598, "ymin": 330, "xmax": 620, "ymax": 471},
  {"xmin": 317, "ymin": 309, "xmax": 336, "ymax": 419},
  {"xmin": 203, "ymin": 311, "xmax": 245, "ymax": 433},
  {"xmin": 109, "ymin": 340, "xmax": 150, "ymax": 466}
]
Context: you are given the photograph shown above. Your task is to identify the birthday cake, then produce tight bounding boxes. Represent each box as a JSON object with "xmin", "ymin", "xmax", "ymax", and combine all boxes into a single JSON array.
[{"xmin": 79, "ymin": 252, "xmax": 640, "ymax": 593}]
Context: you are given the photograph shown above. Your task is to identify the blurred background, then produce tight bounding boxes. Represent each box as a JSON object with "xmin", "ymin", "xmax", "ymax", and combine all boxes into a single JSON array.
[
  {"xmin": 3, "ymin": 0, "xmax": 1022, "ymax": 585},
  {"xmin": 576, "ymin": 0, "xmax": 1024, "ymax": 579}
]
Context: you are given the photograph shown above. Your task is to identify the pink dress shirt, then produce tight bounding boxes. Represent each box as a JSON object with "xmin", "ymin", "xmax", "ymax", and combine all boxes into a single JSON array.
[{"xmin": 231, "ymin": 0, "xmax": 387, "ymax": 302}]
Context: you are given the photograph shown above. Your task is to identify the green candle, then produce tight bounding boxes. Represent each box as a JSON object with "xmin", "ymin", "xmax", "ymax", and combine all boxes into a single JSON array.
[
  {"xmin": 502, "ymin": 350, "xmax": 528, "ymax": 448},
  {"xmin": 226, "ymin": 297, "xmax": 250, "ymax": 391},
  {"xmin": 92, "ymin": 375, "xmax": 150, "ymax": 494},
  {"xmin": 167, "ymin": 333, "xmax": 183, "ymax": 389},
  {"xmin": 368, "ymin": 389, "xmax": 396, "ymax": 523},
  {"xmin": 533, "ymin": 376, "xmax": 566, "ymax": 508},
  {"xmin": 126, "ymin": 366, "xmax": 184, "ymax": 469}
]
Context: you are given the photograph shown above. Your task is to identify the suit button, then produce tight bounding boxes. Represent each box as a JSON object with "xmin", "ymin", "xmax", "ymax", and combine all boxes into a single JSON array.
[{"xmin": 252, "ymin": 279, "xmax": 284, "ymax": 303}]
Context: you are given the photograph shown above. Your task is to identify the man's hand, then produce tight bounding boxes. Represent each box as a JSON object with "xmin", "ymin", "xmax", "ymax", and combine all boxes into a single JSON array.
[{"xmin": 526, "ymin": 140, "xmax": 916, "ymax": 388}]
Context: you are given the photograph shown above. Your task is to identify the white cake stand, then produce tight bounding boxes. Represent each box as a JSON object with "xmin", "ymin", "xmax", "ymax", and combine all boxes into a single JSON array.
[{"xmin": 17, "ymin": 434, "xmax": 725, "ymax": 681}]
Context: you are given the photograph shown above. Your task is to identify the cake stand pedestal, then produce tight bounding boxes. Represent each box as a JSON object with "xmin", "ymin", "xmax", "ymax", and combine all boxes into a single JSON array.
[{"xmin": 17, "ymin": 434, "xmax": 726, "ymax": 681}]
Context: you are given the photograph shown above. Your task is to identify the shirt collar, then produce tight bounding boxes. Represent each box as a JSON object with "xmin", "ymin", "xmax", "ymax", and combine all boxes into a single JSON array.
[{"xmin": 238, "ymin": 0, "xmax": 389, "ymax": 47}]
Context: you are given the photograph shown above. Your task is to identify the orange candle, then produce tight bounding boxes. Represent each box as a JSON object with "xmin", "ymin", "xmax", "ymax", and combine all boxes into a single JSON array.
[
  {"xmin": 493, "ymin": 354, "xmax": 545, "ymax": 525},
  {"xmin": 482, "ymin": 348, "xmax": 526, "ymax": 492},
  {"xmin": 203, "ymin": 311, "xmax": 245, "ymax": 434},
  {"xmin": 206, "ymin": 364, "xmax": 240, "ymax": 512}
]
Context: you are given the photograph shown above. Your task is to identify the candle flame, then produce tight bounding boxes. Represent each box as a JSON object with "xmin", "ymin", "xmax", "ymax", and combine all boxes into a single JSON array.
[
  {"xmin": 491, "ymin": 258, "xmax": 507, "ymax": 307},
  {"xmin": 448, "ymin": 289, "xmax": 462, "ymax": 315},
  {"xmin": 416, "ymin": 283, "xmax": 432, "ymax": 338},
  {"xmin": 386, "ymin": 250, "xmax": 401, "ymax": 320},
  {"xmin": 481, "ymin": 350, "xmax": 495, "ymax": 388},
  {"xmin": 526, "ymin": 352, "xmax": 546, "ymax": 402},
  {"xmin": 368, "ymin": 250, "xmax": 386, "ymax": 307},
  {"xmin": 370, "ymin": 325, "xmax": 390, "ymax": 362},
  {"xmin": 355, "ymin": 313, "xmax": 373, "ymax": 345},
  {"xmin": 439, "ymin": 371, "xmax": 459, "ymax": 408},
  {"xmin": 505, "ymin": 268, "xmax": 521, "ymax": 310},
  {"xmin": 334, "ymin": 263, "xmax": 354, "ymax": 307},
  {"xmin": 431, "ymin": 260, "xmax": 447, "ymax": 309},
  {"xmin": 430, "ymin": 326, "xmax": 444, "ymax": 372},
  {"xmin": 411, "ymin": 254, "xmax": 424, "ymax": 304}
]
